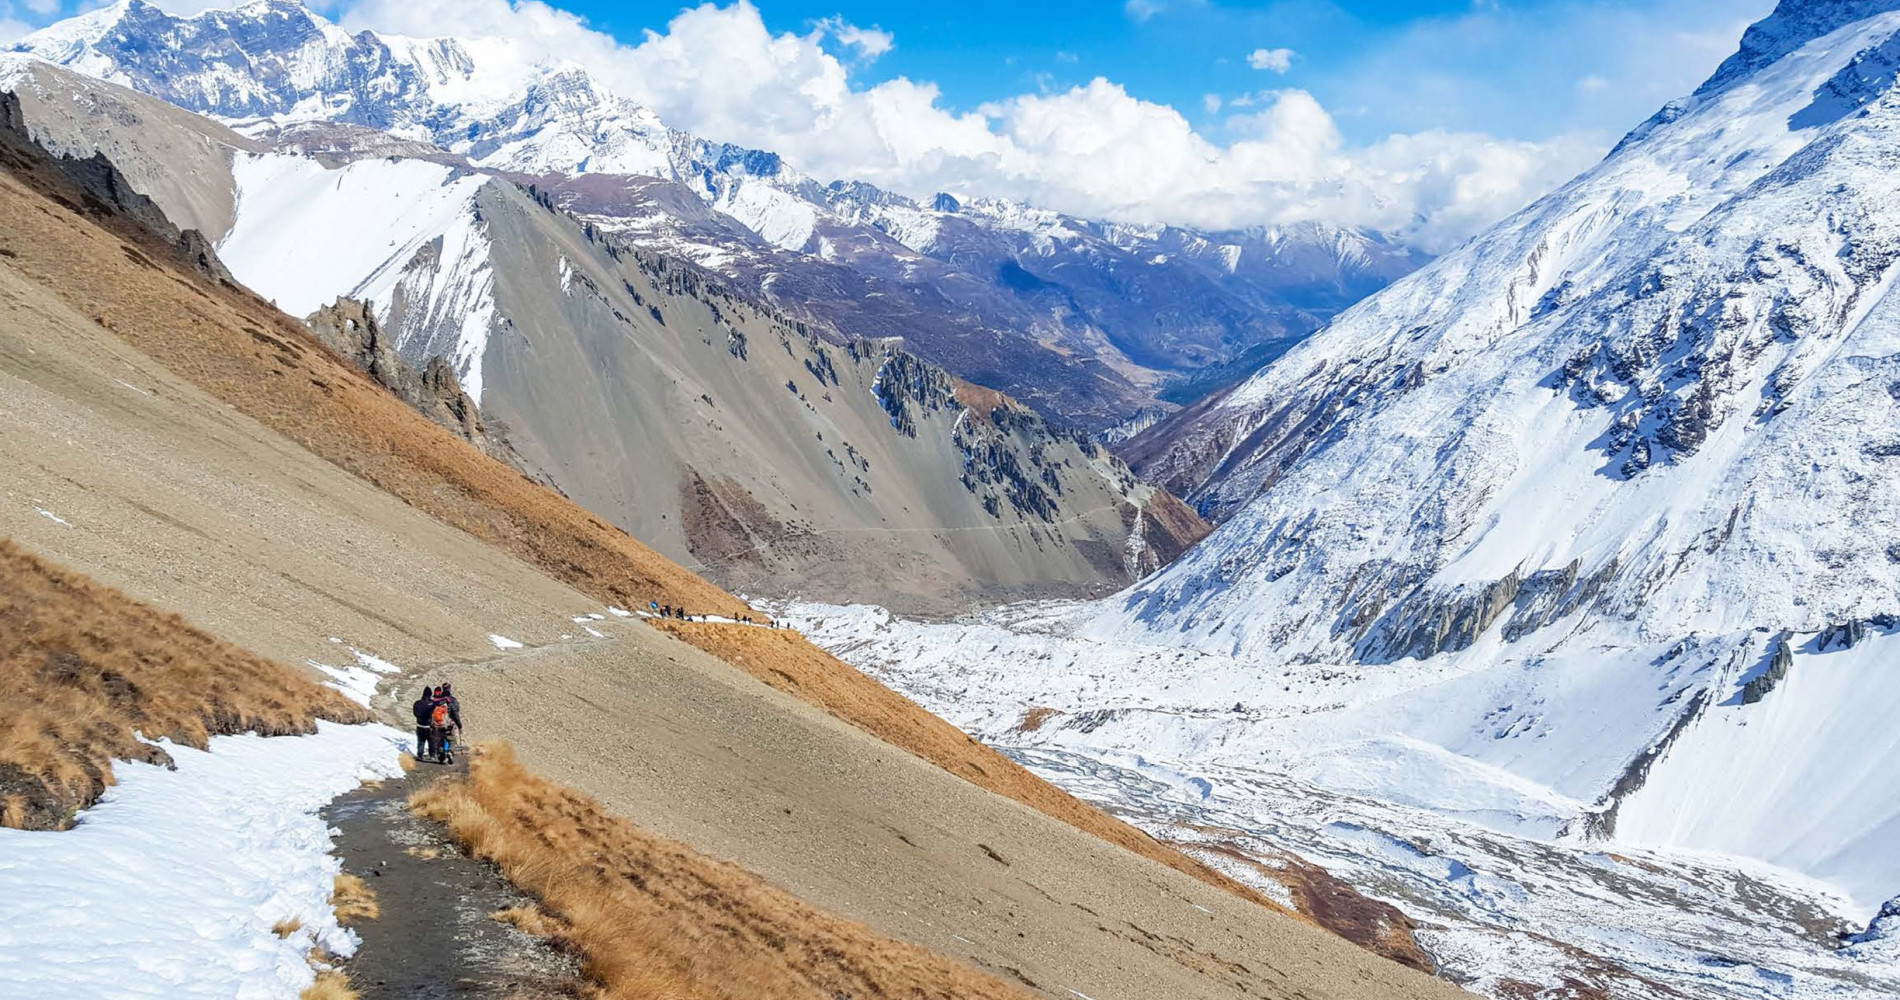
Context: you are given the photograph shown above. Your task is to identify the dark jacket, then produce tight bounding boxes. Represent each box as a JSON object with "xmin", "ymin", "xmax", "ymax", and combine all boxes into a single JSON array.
[{"xmin": 411, "ymin": 696, "xmax": 433, "ymax": 727}]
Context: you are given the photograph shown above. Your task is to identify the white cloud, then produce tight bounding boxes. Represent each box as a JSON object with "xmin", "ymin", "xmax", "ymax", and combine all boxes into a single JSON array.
[
  {"xmin": 1246, "ymin": 47, "xmax": 1295, "ymax": 73},
  {"xmin": 318, "ymin": 0, "xmax": 1594, "ymax": 248},
  {"xmin": 1202, "ymin": 93, "xmax": 1220, "ymax": 114},
  {"xmin": 820, "ymin": 16, "xmax": 890, "ymax": 61},
  {"xmin": 1124, "ymin": 0, "xmax": 1164, "ymax": 23}
]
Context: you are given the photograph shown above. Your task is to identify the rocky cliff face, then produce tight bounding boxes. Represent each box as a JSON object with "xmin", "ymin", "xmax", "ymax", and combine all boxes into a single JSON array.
[{"xmin": 305, "ymin": 297, "xmax": 488, "ymax": 448}]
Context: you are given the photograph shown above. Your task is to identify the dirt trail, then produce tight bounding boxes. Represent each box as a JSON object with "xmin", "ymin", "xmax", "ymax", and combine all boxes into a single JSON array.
[{"xmin": 324, "ymin": 758, "xmax": 585, "ymax": 1000}]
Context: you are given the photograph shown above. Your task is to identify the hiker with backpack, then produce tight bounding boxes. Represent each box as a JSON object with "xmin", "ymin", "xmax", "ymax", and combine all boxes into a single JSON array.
[
  {"xmin": 428, "ymin": 684, "xmax": 463, "ymax": 764},
  {"xmin": 411, "ymin": 686, "xmax": 435, "ymax": 759}
]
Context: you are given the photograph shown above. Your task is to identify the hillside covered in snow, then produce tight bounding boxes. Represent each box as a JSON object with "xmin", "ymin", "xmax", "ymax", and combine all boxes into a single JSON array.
[{"xmin": 786, "ymin": 1, "xmax": 1900, "ymax": 997}]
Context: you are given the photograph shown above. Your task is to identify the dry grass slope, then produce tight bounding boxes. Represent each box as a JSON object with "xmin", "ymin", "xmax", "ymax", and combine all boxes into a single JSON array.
[
  {"xmin": 0, "ymin": 538, "xmax": 368, "ymax": 830},
  {"xmin": 649, "ymin": 621, "xmax": 1284, "ymax": 913},
  {"xmin": 412, "ymin": 744, "xmax": 1040, "ymax": 1000}
]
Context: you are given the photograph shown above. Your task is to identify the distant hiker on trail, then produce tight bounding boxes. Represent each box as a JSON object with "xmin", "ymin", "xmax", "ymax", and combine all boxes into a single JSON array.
[
  {"xmin": 411, "ymin": 687, "xmax": 434, "ymax": 759},
  {"xmin": 649, "ymin": 600, "xmax": 659, "ymax": 613}
]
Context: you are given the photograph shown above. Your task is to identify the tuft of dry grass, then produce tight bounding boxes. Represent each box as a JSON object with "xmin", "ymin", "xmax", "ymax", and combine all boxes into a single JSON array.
[
  {"xmin": 330, "ymin": 873, "xmax": 379, "ymax": 924},
  {"xmin": 412, "ymin": 744, "xmax": 1038, "ymax": 1000},
  {"xmin": 272, "ymin": 917, "xmax": 304, "ymax": 939},
  {"xmin": 490, "ymin": 904, "xmax": 568, "ymax": 940},
  {"xmin": 0, "ymin": 538, "xmax": 370, "ymax": 830},
  {"xmin": 397, "ymin": 753, "xmax": 417, "ymax": 773},
  {"xmin": 1014, "ymin": 707, "xmax": 1057, "ymax": 733},
  {"xmin": 300, "ymin": 970, "xmax": 358, "ymax": 1000},
  {"xmin": 650, "ymin": 621, "xmax": 1286, "ymax": 914},
  {"xmin": 405, "ymin": 845, "xmax": 441, "ymax": 861}
]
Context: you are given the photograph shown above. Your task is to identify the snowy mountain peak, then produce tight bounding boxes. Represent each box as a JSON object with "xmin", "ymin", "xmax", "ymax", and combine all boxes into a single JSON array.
[{"xmin": 1701, "ymin": 1, "xmax": 1900, "ymax": 96}]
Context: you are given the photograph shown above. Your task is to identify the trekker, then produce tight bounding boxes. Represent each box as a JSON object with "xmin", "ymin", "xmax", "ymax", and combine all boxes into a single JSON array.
[
  {"xmin": 411, "ymin": 687, "xmax": 434, "ymax": 759},
  {"xmin": 439, "ymin": 683, "xmax": 463, "ymax": 730},
  {"xmin": 428, "ymin": 684, "xmax": 461, "ymax": 764}
]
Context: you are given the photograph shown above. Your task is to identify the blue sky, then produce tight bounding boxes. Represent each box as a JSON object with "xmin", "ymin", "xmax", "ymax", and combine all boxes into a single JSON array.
[
  {"xmin": 546, "ymin": 0, "xmax": 1768, "ymax": 145},
  {"xmin": 3, "ymin": 0, "xmax": 1775, "ymax": 244}
]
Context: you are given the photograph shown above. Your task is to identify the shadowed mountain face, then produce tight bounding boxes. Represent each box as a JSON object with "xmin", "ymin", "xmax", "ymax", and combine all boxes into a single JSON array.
[
  {"xmin": 10, "ymin": 0, "xmax": 1426, "ymax": 431},
  {"xmin": 0, "ymin": 57, "xmax": 1207, "ymax": 611}
]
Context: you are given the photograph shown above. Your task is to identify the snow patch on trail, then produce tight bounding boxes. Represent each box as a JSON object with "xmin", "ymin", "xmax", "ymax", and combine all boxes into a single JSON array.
[
  {"xmin": 0, "ymin": 722, "xmax": 405, "ymax": 999},
  {"xmin": 309, "ymin": 647, "xmax": 404, "ymax": 708},
  {"xmin": 487, "ymin": 633, "xmax": 523, "ymax": 650}
]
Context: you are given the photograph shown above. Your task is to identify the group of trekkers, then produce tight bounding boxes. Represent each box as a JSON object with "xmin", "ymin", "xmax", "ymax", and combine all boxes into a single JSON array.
[
  {"xmin": 410, "ymin": 684, "xmax": 463, "ymax": 764},
  {"xmin": 647, "ymin": 599, "xmax": 783, "ymax": 628}
]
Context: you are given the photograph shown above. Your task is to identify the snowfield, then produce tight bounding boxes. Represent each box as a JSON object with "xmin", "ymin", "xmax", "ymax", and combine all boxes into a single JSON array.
[
  {"xmin": 0, "ymin": 722, "xmax": 405, "ymax": 999},
  {"xmin": 218, "ymin": 154, "xmax": 500, "ymax": 401},
  {"xmin": 782, "ymin": 600, "xmax": 1900, "ymax": 1000}
]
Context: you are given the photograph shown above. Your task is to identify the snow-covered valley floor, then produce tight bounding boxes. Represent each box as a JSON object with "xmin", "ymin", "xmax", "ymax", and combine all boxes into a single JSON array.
[
  {"xmin": 780, "ymin": 601, "xmax": 1900, "ymax": 1000},
  {"xmin": 0, "ymin": 722, "xmax": 406, "ymax": 999}
]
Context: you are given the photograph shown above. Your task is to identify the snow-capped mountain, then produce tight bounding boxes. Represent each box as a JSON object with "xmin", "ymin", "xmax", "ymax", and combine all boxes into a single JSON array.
[
  {"xmin": 782, "ymin": 2, "xmax": 1900, "ymax": 996},
  {"xmin": 11, "ymin": 0, "xmax": 1424, "ymax": 429},
  {"xmin": 1092, "ymin": 0, "xmax": 1900, "ymax": 899}
]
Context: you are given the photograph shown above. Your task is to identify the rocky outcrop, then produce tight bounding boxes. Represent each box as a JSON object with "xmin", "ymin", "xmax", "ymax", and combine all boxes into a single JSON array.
[
  {"xmin": 1815, "ymin": 619, "xmax": 1868, "ymax": 652},
  {"xmin": 0, "ymin": 90, "xmax": 232, "ymax": 285},
  {"xmin": 305, "ymin": 297, "xmax": 488, "ymax": 447},
  {"xmin": 1740, "ymin": 631, "xmax": 1795, "ymax": 705}
]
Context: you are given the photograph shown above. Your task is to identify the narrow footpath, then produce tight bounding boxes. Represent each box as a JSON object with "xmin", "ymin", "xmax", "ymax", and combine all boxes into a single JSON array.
[{"xmin": 322, "ymin": 754, "xmax": 586, "ymax": 999}]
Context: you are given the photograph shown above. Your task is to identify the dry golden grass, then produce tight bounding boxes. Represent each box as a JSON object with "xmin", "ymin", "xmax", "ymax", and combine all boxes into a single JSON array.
[
  {"xmin": 0, "ymin": 139, "xmax": 746, "ymax": 621},
  {"xmin": 651, "ymin": 621, "xmax": 1285, "ymax": 914},
  {"xmin": 490, "ymin": 904, "xmax": 567, "ymax": 940},
  {"xmin": 0, "ymin": 539, "xmax": 370, "ymax": 830},
  {"xmin": 1014, "ymin": 707, "xmax": 1057, "ymax": 733},
  {"xmin": 272, "ymin": 918, "xmax": 304, "ymax": 939},
  {"xmin": 412, "ymin": 744, "xmax": 1038, "ymax": 1000},
  {"xmin": 405, "ymin": 845, "xmax": 442, "ymax": 861},
  {"xmin": 330, "ymin": 873, "xmax": 380, "ymax": 924},
  {"xmin": 300, "ymin": 970, "xmax": 358, "ymax": 1000}
]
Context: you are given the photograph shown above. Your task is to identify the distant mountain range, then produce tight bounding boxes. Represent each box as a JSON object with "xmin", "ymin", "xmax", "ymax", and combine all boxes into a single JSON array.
[{"xmin": 11, "ymin": 0, "xmax": 1425, "ymax": 431}]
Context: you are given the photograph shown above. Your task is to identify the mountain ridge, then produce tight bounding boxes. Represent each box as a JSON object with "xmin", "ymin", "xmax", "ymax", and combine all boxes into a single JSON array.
[{"xmin": 11, "ymin": 0, "xmax": 1425, "ymax": 430}]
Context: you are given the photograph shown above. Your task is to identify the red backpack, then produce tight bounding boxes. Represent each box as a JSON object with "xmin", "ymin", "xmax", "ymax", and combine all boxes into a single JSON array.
[{"xmin": 430, "ymin": 701, "xmax": 450, "ymax": 728}]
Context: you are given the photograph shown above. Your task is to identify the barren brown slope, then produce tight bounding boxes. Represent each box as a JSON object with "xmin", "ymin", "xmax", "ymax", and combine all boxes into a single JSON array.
[
  {"xmin": 0, "ymin": 104, "xmax": 746, "ymax": 621},
  {"xmin": 652, "ymin": 620, "xmax": 1282, "ymax": 910},
  {"xmin": 416, "ymin": 744, "xmax": 1041, "ymax": 1000}
]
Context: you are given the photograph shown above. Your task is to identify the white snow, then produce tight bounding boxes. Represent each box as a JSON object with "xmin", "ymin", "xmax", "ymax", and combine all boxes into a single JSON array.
[
  {"xmin": 34, "ymin": 508, "xmax": 69, "ymax": 526},
  {"xmin": 307, "ymin": 647, "xmax": 403, "ymax": 708},
  {"xmin": 217, "ymin": 154, "xmax": 500, "ymax": 402},
  {"xmin": 486, "ymin": 633, "xmax": 523, "ymax": 650},
  {"xmin": 1619, "ymin": 628, "xmax": 1900, "ymax": 910},
  {"xmin": 0, "ymin": 722, "xmax": 405, "ymax": 999}
]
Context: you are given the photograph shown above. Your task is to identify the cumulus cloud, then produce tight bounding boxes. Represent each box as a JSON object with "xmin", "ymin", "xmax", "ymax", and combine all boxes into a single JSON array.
[
  {"xmin": 819, "ymin": 16, "xmax": 891, "ymax": 61},
  {"xmin": 99, "ymin": 0, "xmax": 1580, "ymax": 247},
  {"xmin": 1246, "ymin": 47, "xmax": 1295, "ymax": 73}
]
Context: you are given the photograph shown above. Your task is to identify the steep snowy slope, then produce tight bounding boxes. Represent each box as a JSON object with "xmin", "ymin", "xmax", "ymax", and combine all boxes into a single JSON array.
[
  {"xmin": 1087, "ymin": 0, "xmax": 1900, "ymax": 893},
  {"xmin": 10, "ymin": 0, "xmax": 1424, "ymax": 429},
  {"xmin": 779, "ymin": 2, "xmax": 1900, "ymax": 995}
]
